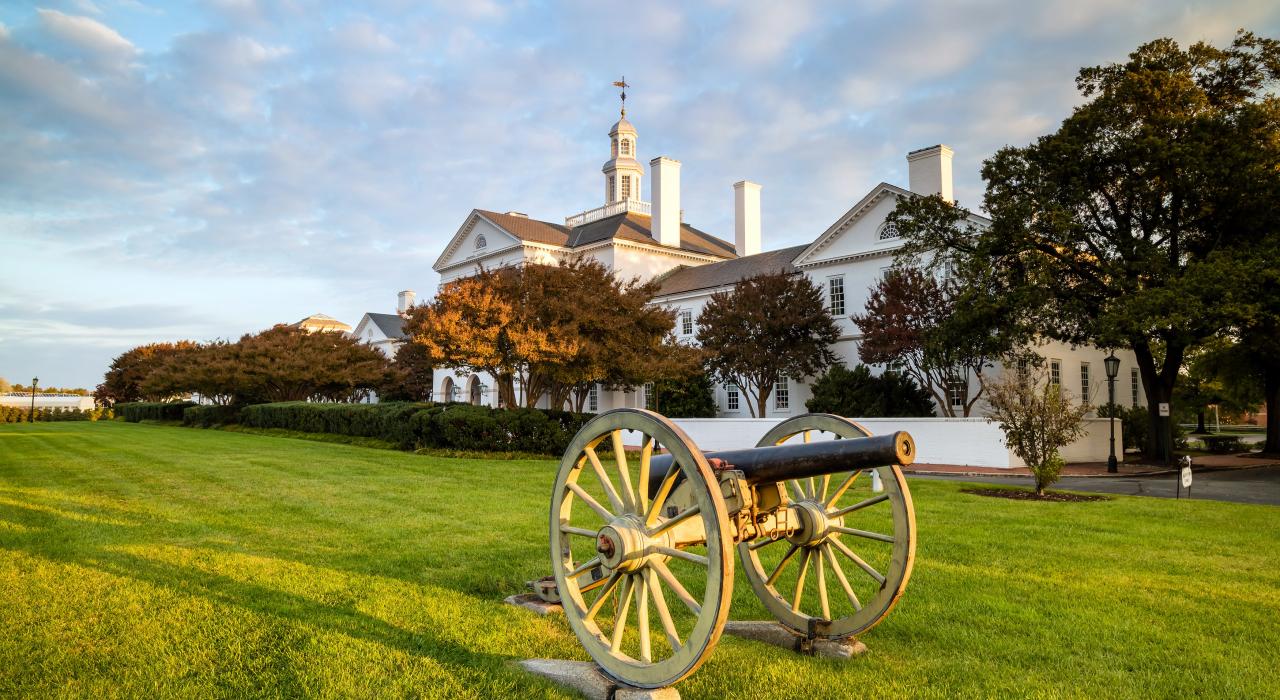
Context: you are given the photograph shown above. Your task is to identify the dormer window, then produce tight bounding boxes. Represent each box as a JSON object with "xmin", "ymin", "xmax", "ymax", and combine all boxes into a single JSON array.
[
  {"xmin": 878, "ymin": 222, "xmax": 900, "ymax": 240},
  {"xmin": 475, "ymin": 234, "xmax": 487, "ymax": 250},
  {"xmin": 620, "ymin": 139, "xmax": 631, "ymax": 156}
]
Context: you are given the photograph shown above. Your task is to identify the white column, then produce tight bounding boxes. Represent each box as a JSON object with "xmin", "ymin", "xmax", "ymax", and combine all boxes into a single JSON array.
[
  {"xmin": 651, "ymin": 157, "xmax": 682, "ymax": 248},
  {"xmin": 734, "ymin": 180, "xmax": 762, "ymax": 257}
]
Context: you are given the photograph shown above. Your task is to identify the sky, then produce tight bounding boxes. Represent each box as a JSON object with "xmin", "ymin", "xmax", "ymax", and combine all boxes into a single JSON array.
[{"xmin": 1, "ymin": 0, "xmax": 1277, "ymax": 390}]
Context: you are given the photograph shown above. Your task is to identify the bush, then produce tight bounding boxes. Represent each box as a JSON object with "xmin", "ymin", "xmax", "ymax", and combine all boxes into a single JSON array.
[
  {"xmin": 183, "ymin": 405, "xmax": 243, "ymax": 427},
  {"xmin": 805, "ymin": 364, "xmax": 936, "ymax": 417},
  {"xmin": 0, "ymin": 406, "xmax": 113, "ymax": 423},
  {"xmin": 239, "ymin": 401, "xmax": 434, "ymax": 448},
  {"xmin": 117, "ymin": 401, "xmax": 198, "ymax": 422},
  {"xmin": 1201, "ymin": 435, "xmax": 1245, "ymax": 454},
  {"xmin": 650, "ymin": 374, "xmax": 718, "ymax": 418}
]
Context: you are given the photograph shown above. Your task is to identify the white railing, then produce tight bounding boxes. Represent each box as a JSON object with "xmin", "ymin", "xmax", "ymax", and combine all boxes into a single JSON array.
[{"xmin": 565, "ymin": 199, "xmax": 651, "ymax": 227}]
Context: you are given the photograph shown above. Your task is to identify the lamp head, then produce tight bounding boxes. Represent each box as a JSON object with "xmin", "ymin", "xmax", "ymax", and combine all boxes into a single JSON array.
[{"xmin": 1103, "ymin": 353, "xmax": 1120, "ymax": 379}]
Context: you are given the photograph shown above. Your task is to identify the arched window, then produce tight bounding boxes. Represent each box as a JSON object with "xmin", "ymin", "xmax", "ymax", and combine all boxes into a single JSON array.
[
  {"xmin": 621, "ymin": 139, "xmax": 631, "ymax": 156},
  {"xmin": 475, "ymin": 234, "xmax": 487, "ymax": 250},
  {"xmin": 878, "ymin": 222, "xmax": 900, "ymax": 240}
]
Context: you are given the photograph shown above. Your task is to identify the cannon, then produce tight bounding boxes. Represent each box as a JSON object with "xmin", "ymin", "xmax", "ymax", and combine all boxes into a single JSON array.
[{"xmin": 546, "ymin": 408, "xmax": 917, "ymax": 689}]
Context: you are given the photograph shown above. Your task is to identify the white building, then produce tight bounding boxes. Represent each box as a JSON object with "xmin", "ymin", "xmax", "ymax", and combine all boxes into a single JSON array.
[
  {"xmin": 350, "ymin": 290, "xmax": 416, "ymax": 358},
  {"xmin": 0, "ymin": 393, "xmax": 95, "ymax": 411},
  {"xmin": 414, "ymin": 107, "xmax": 1145, "ymax": 417}
]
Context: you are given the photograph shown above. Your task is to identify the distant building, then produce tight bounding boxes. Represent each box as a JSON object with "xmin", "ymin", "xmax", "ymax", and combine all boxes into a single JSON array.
[
  {"xmin": 0, "ymin": 393, "xmax": 95, "ymax": 411},
  {"xmin": 289, "ymin": 313, "xmax": 352, "ymax": 334},
  {"xmin": 350, "ymin": 290, "xmax": 413, "ymax": 359}
]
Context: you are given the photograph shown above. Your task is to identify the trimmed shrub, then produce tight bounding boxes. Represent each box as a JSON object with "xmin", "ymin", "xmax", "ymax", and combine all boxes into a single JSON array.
[
  {"xmin": 238, "ymin": 401, "xmax": 434, "ymax": 448},
  {"xmin": 183, "ymin": 405, "xmax": 243, "ymax": 428},
  {"xmin": 1201, "ymin": 435, "xmax": 1245, "ymax": 454},
  {"xmin": 1, "ymin": 406, "xmax": 113, "ymax": 423},
  {"xmin": 118, "ymin": 401, "xmax": 198, "ymax": 422},
  {"xmin": 806, "ymin": 364, "xmax": 936, "ymax": 417}
]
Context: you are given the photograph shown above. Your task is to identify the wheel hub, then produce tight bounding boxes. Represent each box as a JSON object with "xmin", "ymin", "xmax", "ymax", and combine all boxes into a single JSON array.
[
  {"xmin": 597, "ymin": 517, "xmax": 668, "ymax": 572},
  {"xmin": 787, "ymin": 499, "xmax": 843, "ymax": 547}
]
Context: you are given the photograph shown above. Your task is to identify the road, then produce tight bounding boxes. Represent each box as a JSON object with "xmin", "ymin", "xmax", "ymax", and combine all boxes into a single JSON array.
[{"xmin": 909, "ymin": 465, "xmax": 1280, "ymax": 506}]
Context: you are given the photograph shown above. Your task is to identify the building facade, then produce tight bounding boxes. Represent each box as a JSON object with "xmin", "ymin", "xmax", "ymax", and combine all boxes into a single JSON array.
[{"xmin": 408, "ymin": 109, "xmax": 1145, "ymax": 417}]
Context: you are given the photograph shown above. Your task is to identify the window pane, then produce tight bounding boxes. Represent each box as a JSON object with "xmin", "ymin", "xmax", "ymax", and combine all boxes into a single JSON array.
[{"xmin": 827, "ymin": 276, "xmax": 845, "ymax": 316}]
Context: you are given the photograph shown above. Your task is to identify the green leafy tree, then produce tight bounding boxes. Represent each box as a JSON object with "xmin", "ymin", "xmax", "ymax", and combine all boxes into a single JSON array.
[
  {"xmin": 891, "ymin": 32, "xmax": 1280, "ymax": 460},
  {"xmin": 380, "ymin": 342, "xmax": 435, "ymax": 402},
  {"xmin": 696, "ymin": 272, "xmax": 839, "ymax": 418},
  {"xmin": 805, "ymin": 364, "xmax": 936, "ymax": 417},
  {"xmin": 650, "ymin": 370, "xmax": 718, "ymax": 418},
  {"xmin": 985, "ymin": 364, "xmax": 1091, "ymax": 495}
]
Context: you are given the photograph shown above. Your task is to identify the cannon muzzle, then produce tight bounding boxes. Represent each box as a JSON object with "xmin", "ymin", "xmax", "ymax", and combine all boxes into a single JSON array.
[{"xmin": 645, "ymin": 430, "xmax": 914, "ymax": 499}]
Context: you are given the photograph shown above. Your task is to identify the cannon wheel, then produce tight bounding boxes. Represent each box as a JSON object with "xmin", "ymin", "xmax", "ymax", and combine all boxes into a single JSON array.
[
  {"xmin": 738, "ymin": 413, "xmax": 915, "ymax": 639},
  {"xmin": 550, "ymin": 409, "xmax": 734, "ymax": 689}
]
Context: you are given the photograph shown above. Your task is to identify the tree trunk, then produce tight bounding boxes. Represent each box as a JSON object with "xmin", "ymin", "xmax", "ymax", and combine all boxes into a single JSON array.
[
  {"xmin": 1196, "ymin": 410, "xmax": 1207, "ymax": 434},
  {"xmin": 1133, "ymin": 340, "xmax": 1183, "ymax": 463},
  {"xmin": 1264, "ymin": 367, "xmax": 1280, "ymax": 456}
]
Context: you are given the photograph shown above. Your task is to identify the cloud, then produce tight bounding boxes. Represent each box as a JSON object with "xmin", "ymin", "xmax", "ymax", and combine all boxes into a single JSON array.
[{"xmin": 36, "ymin": 8, "xmax": 136, "ymax": 59}]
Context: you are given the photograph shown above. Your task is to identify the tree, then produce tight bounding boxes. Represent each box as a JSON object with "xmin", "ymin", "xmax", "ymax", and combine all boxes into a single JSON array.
[
  {"xmin": 95, "ymin": 341, "xmax": 200, "ymax": 405},
  {"xmin": 696, "ymin": 272, "xmax": 839, "ymax": 418},
  {"xmin": 805, "ymin": 364, "xmax": 936, "ymax": 417},
  {"xmin": 1173, "ymin": 338, "xmax": 1263, "ymax": 433},
  {"xmin": 985, "ymin": 363, "xmax": 1091, "ymax": 495},
  {"xmin": 891, "ymin": 32, "xmax": 1280, "ymax": 460},
  {"xmin": 231, "ymin": 325, "xmax": 392, "ymax": 403},
  {"xmin": 140, "ymin": 340, "xmax": 239, "ymax": 404},
  {"xmin": 380, "ymin": 342, "xmax": 435, "ymax": 402},
  {"xmin": 0, "ymin": 377, "xmax": 10, "ymax": 393},
  {"xmin": 852, "ymin": 267, "xmax": 1013, "ymax": 416}
]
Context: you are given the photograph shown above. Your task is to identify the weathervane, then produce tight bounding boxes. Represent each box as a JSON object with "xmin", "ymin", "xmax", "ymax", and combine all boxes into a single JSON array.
[{"xmin": 612, "ymin": 76, "xmax": 630, "ymax": 117}]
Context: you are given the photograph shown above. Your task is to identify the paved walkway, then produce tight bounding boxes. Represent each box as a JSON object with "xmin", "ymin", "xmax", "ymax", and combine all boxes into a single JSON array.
[
  {"xmin": 908, "ymin": 452, "xmax": 1280, "ymax": 478},
  {"xmin": 907, "ymin": 464, "xmax": 1280, "ymax": 506}
]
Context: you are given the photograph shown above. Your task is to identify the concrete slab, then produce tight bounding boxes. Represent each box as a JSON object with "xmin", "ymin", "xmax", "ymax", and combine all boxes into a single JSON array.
[
  {"xmin": 723, "ymin": 620, "xmax": 867, "ymax": 659},
  {"xmin": 519, "ymin": 659, "xmax": 680, "ymax": 699},
  {"xmin": 504, "ymin": 593, "xmax": 563, "ymax": 616}
]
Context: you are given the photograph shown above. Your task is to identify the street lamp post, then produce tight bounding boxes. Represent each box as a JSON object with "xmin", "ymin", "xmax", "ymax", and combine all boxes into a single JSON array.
[
  {"xmin": 1104, "ymin": 354, "xmax": 1120, "ymax": 473},
  {"xmin": 28, "ymin": 376, "xmax": 38, "ymax": 424}
]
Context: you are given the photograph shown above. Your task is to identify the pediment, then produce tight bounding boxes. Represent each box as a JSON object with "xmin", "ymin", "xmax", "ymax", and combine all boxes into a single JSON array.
[
  {"xmin": 792, "ymin": 183, "xmax": 911, "ymax": 267},
  {"xmin": 433, "ymin": 211, "xmax": 524, "ymax": 272}
]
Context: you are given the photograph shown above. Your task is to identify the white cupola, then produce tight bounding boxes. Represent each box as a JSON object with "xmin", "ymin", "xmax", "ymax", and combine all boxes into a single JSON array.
[{"xmin": 602, "ymin": 80, "xmax": 643, "ymax": 204}]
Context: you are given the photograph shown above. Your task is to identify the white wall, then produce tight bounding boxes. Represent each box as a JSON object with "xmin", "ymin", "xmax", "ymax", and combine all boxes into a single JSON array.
[
  {"xmin": 0, "ymin": 394, "xmax": 95, "ymax": 410},
  {"xmin": 670, "ymin": 416, "xmax": 1123, "ymax": 469}
]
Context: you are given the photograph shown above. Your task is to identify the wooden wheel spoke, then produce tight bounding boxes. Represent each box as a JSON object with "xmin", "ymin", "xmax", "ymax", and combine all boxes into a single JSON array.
[
  {"xmin": 652, "ymin": 559, "xmax": 701, "ymax": 615},
  {"xmin": 561, "ymin": 524, "xmax": 599, "ymax": 538},
  {"xmin": 790, "ymin": 480, "xmax": 807, "ymax": 502},
  {"xmin": 655, "ymin": 546, "xmax": 707, "ymax": 567},
  {"xmin": 637, "ymin": 438, "xmax": 654, "ymax": 515},
  {"xmin": 645, "ymin": 461, "xmax": 681, "ymax": 526},
  {"xmin": 569, "ymin": 556, "xmax": 602, "ymax": 579},
  {"xmin": 830, "ymin": 537, "xmax": 887, "ymax": 587},
  {"xmin": 748, "ymin": 535, "xmax": 783, "ymax": 551},
  {"xmin": 586, "ymin": 571, "xmax": 624, "ymax": 622},
  {"xmin": 792, "ymin": 548, "xmax": 812, "ymax": 613},
  {"xmin": 819, "ymin": 474, "xmax": 831, "ymax": 504},
  {"xmin": 828, "ymin": 493, "xmax": 890, "ymax": 519},
  {"xmin": 647, "ymin": 504, "xmax": 700, "ymax": 538},
  {"xmin": 580, "ymin": 574, "xmax": 611, "ymax": 595},
  {"xmin": 610, "ymin": 574, "xmax": 635, "ymax": 652},
  {"xmin": 611, "ymin": 431, "xmax": 637, "ymax": 514},
  {"xmin": 567, "ymin": 482, "xmax": 614, "ymax": 522},
  {"xmin": 831, "ymin": 526, "xmax": 895, "ymax": 544},
  {"xmin": 822, "ymin": 543, "xmax": 861, "ymax": 611},
  {"xmin": 825, "ymin": 471, "xmax": 862, "ymax": 508},
  {"xmin": 645, "ymin": 567, "xmax": 681, "ymax": 652},
  {"xmin": 584, "ymin": 447, "xmax": 626, "ymax": 514},
  {"xmin": 816, "ymin": 550, "xmax": 831, "ymax": 620},
  {"xmin": 767, "ymin": 544, "xmax": 800, "ymax": 586},
  {"xmin": 635, "ymin": 573, "xmax": 651, "ymax": 662}
]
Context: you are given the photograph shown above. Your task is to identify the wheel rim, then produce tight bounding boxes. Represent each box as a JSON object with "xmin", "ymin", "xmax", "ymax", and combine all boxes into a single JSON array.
[
  {"xmin": 550, "ymin": 409, "xmax": 733, "ymax": 688},
  {"xmin": 738, "ymin": 413, "xmax": 916, "ymax": 639}
]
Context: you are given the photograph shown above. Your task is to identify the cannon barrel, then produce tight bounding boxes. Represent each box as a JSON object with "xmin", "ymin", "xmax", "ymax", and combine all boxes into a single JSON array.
[{"xmin": 645, "ymin": 431, "xmax": 914, "ymax": 499}]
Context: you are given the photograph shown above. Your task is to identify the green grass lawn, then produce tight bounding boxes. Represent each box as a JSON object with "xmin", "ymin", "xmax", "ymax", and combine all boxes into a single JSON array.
[{"xmin": 1, "ymin": 422, "xmax": 1277, "ymax": 698}]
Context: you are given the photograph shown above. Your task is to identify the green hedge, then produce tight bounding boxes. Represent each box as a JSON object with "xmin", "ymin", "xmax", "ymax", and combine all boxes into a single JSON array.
[
  {"xmin": 235, "ymin": 401, "xmax": 591, "ymax": 454},
  {"xmin": 1, "ymin": 406, "xmax": 112, "ymax": 423},
  {"xmin": 118, "ymin": 401, "xmax": 198, "ymax": 422},
  {"xmin": 183, "ymin": 405, "xmax": 243, "ymax": 428}
]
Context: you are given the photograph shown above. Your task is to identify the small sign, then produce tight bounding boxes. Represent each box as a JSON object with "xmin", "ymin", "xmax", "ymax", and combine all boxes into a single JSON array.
[
  {"xmin": 1158, "ymin": 402, "xmax": 1170, "ymax": 417},
  {"xmin": 1181, "ymin": 466, "xmax": 1193, "ymax": 489}
]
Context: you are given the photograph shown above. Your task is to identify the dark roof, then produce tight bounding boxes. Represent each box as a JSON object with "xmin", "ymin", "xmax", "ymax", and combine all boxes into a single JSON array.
[
  {"xmin": 654, "ymin": 244, "xmax": 809, "ymax": 297},
  {"xmin": 366, "ymin": 313, "xmax": 407, "ymax": 340},
  {"xmin": 475, "ymin": 209, "xmax": 736, "ymax": 260},
  {"xmin": 477, "ymin": 210, "xmax": 570, "ymax": 246}
]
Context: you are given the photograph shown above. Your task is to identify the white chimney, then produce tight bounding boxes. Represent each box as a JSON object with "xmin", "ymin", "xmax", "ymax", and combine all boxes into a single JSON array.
[
  {"xmin": 906, "ymin": 144, "xmax": 954, "ymax": 203},
  {"xmin": 734, "ymin": 180, "xmax": 762, "ymax": 257},
  {"xmin": 651, "ymin": 156, "xmax": 682, "ymax": 248},
  {"xmin": 397, "ymin": 290, "xmax": 416, "ymax": 315}
]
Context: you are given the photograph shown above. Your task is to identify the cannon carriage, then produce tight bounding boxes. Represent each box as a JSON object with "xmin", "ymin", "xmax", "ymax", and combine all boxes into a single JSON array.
[{"xmin": 545, "ymin": 408, "xmax": 917, "ymax": 689}]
